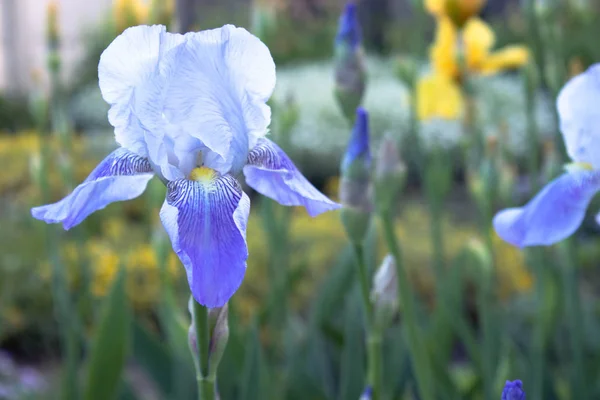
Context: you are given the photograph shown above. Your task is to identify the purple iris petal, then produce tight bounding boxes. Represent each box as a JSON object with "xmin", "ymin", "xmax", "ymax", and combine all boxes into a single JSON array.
[
  {"xmin": 493, "ymin": 170, "xmax": 600, "ymax": 247},
  {"xmin": 341, "ymin": 107, "xmax": 370, "ymax": 173},
  {"xmin": 31, "ymin": 148, "xmax": 154, "ymax": 230},
  {"xmin": 160, "ymin": 173, "xmax": 250, "ymax": 307},
  {"xmin": 243, "ymin": 138, "xmax": 341, "ymax": 217},
  {"xmin": 501, "ymin": 380, "xmax": 525, "ymax": 400},
  {"xmin": 335, "ymin": 2, "xmax": 362, "ymax": 50}
]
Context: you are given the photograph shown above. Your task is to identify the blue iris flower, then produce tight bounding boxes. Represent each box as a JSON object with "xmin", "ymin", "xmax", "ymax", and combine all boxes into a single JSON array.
[
  {"xmin": 501, "ymin": 380, "xmax": 525, "ymax": 400},
  {"xmin": 335, "ymin": 2, "xmax": 362, "ymax": 50},
  {"xmin": 31, "ymin": 25, "xmax": 340, "ymax": 307},
  {"xmin": 494, "ymin": 64, "xmax": 600, "ymax": 247}
]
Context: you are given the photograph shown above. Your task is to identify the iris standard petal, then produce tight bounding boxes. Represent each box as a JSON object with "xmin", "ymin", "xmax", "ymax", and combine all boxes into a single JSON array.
[
  {"xmin": 493, "ymin": 170, "xmax": 600, "ymax": 247},
  {"xmin": 160, "ymin": 169, "xmax": 250, "ymax": 307},
  {"xmin": 162, "ymin": 25, "xmax": 276, "ymax": 175},
  {"xmin": 99, "ymin": 25, "xmax": 184, "ymax": 157},
  {"xmin": 31, "ymin": 148, "xmax": 154, "ymax": 230},
  {"xmin": 243, "ymin": 138, "xmax": 341, "ymax": 217},
  {"xmin": 557, "ymin": 64, "xmax": 600, "ymax": 167}
]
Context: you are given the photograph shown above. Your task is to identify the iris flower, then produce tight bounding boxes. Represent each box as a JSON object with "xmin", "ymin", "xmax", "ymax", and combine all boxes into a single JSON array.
[
  {"xmin": 417, "ymin": 14, "xmax": 529, "ymax": 121},
  {"xmin": 31, "ymin": 25, "xmax": 340, "ymax": 307},
  {"xmin": 494, "ymin": 64, "xmax": 600, "ymax": 247},
  {"xmin": 425, "ymin": 0, "xmax": 486, "ymax": 27}
]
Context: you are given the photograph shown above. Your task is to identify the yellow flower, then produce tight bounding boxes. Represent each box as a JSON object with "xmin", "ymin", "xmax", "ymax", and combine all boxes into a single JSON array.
[
  {"xmin": 426, "ymin": 0, "xmax": 486, "ymax": 26},
  {"xmin": 430, "ymin": 16, "xmax": 529, "ymax": 80},
  {"xmin": 416, "ymin": 73, "xmax": 464, "ymax": 120},
  {"xmin": 88, "ymin": 240, "xmax": 120, "ymax": 297},
  {"xmin": 114, "ymin": 0, "xmax": 149, "ymax": 32}
]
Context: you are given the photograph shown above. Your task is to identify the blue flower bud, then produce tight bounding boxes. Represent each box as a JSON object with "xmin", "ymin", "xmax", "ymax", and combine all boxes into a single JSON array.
[
  {"xmin": 359, "ymin": 386, "xmax": 373, "ymax": 400},
  {"xmin": 335, "ymin": 2, "xmax": 362, "ymax": 50},
  {"xmin": 334, "ymin": 2, "xmax": 366, "ymax": 121},
  {"xmin": 340, "ymin": 107, "xmax": 371, "ymax": 243},
  {"xmin": 502, "ymin": 380, "xmax": 525, "ymax": 400},
  {"xmin": 341, "ymin": 107, "xmax": 370, "ymax": 176}
]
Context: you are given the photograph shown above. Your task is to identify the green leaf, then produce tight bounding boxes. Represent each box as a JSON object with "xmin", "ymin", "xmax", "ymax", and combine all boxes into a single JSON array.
[
  {"xmin": 240, "ymin": 322, "xmax": 266, "ymax": 400},
  {"xmin": 83, "ymin": 268, "xmax": 131, "ymax": 400},
  {"xmin": 339, "ymin": 292, "xmax": 365, "ymax": 400}
]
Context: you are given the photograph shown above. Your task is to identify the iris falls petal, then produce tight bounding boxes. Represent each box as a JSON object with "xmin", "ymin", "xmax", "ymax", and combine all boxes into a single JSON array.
[
  {"xmin": 31, "ymin": 148, "xmax": 154, "ymax": 230},
  {"xmin": 160, "ymin": 169, "xmax": 250, "ymax": 307},
  {"xmin": 493, "ymin": 170, "xmax": 600, "ymax": 247},
  {"xmin": 244, "ymin": 138, "xmax": 341, "ymax": 217}
]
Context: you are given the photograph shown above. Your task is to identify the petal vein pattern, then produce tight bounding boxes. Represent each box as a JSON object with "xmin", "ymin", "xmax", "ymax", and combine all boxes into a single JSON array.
[
  {"xmin": 160, "ymin": 173, "xmax": 250, "ymax": 307},
  {"xmin": 244, "ymin": 138, "xmax": 341, "ymax": 217},
  {"xmin": 31, "ymin": 148, "xmax": 154, "ymax": 230}
]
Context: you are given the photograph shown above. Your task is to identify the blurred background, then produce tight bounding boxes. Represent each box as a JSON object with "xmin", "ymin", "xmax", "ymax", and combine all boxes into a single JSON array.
[{"xmin": 1, "ymin": 0, "xmax": 600, "ymax": 399}]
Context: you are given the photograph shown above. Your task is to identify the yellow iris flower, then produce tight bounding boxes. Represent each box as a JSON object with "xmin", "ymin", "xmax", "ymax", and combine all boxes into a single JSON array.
[
  {"xmin": 432, "ymin": 16, "xmax": 529, "ymax": 80},
  {"xmin": 426, "ymin": 0, "xmax": 486, "ymax": 27},
  {"xmin": 114, "ymin": 0, "xmax": 149, "ymax": 32},
  {"xmin": 418, "ymin": 16, "xmax": 529, "ymax": 121},
  {"xmin": 417, "ymin": 74, "xmax": 464, "ymax": 121}
]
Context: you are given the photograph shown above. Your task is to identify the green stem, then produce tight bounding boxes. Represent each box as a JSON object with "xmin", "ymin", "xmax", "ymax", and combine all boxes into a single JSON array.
[
  {"xmin": 428, "ymin": 196, "xmax": 445, "ymax": 281},
  {"xmin": 193, "ymin": 300, "xmax": 216, "ymax": 400},
  {"xmin": 352, "ymin": 243, "xmax": 373, "ymax": 325},
  {"xmin": 36, "ymin": 97, "xmax": 79, "ymax": 400},
  {"xmin": 558, "ymin": 241, "xmax": 585, "ymax": 399},
  {"xmin": 477, "ymin": 246, "xmax": 494, "ymax": 400},
  {"xmin": 379, "ymin": 210, "xmax": 434, "ymax": 400},
  {"xmin": 529, "ymin": 249, "xmax": 546, "ymax": 400},
  {"xmin": 367, "ymin": 333, "xmax": 383, "ymax": 400},
  {"xmin": 351, "ymin": 243, "xmax": 382, "ymax": 399}
]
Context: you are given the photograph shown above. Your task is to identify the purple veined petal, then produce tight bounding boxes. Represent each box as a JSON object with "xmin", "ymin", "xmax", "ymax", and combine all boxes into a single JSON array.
[
  {"xmin": 493, "ymin": 170, "xmax": 600, "ymax": 247},
  {"xmin": 557, "ymin": 63, "xmax": 600, "ymax": 168},
  {"xmin": 243, "ymin": 138, "xmax": 341, "ymax": 217},
  {"xmin": 160, "ymin": 171, "xmax": 250, "ymax": 307},
  {"xmin": 31, "ymin": 148, "xmax": 154, "ymax": 230},
  {"xmin": 162, "ymin": 25, "xmax": 276, "ymax": 175}
]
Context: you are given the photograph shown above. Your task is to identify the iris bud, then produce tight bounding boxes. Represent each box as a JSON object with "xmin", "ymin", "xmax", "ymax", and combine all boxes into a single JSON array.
[
  {"xmin": 340, "ymin": 108, "xmax": 372, "ymax": 244},
  {"xmin": 334, "ymin": 2, "xmax": 366, "ymax": 122}
]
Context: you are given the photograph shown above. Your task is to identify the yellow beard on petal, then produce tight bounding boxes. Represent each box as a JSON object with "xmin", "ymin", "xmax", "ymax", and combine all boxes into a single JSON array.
[
  {"xmin": 189, "ymin": 166, "xmax": 217, "ymax": 183},
  {"xmin": 564, "ymin": 162, "xmax": 594, "ymax": 173}
]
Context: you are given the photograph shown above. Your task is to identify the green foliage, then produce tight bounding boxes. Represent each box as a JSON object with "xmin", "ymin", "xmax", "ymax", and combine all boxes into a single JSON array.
[{"xmin": 83, "ymin": 268, "xmax": 131, "ymax": 400}]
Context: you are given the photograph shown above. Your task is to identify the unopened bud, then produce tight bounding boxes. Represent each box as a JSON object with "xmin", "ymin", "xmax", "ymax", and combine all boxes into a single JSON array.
[
  {"xmin": 374, "ymin": 133, "xmax": 406, "ymax": 212},
  {"xmin": 207, "ymin": 304, "xmax": 229, "ymax": 378},
  {"xmin": 371, "ymin": 255, "xmax": 399, "ymax": 328},
  {"xmin": 334, "ymin": 2, "xmax": 366, "ymax": 121},
  {"xmin": 359, "ymin": 386, "xmax": 373, "ymax": 400},
  {"xmin": 340, "ymin": 108, "xmax": 372, "ymax": 243},
  {"xmin": 188, "ymin": 298, "xmax": 230, "ymax": 379},
  {"xmin": 501, "ymin": 380, "xmax": 526, "ymax": 400}
]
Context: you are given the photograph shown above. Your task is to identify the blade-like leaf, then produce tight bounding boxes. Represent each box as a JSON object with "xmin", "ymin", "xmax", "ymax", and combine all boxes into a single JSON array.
[{"xmin": 83, "ymin": 268, "xmax": 131, "ymax": 400}]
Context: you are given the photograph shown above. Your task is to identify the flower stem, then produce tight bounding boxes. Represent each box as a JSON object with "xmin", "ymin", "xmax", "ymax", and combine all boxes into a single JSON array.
[
  {"xmin": 351, "ymin": 243, "xmax": 382, "ymax": 399},
  {"xmin": 379, "ymin": 209, "xmax": 434, "ymax": 400},
  {"xmin": 558, "ymin": 241, "xmax": 585, "ymax": 399},
  {"xmin": 192, "ymin": 300, "xmax": 216, "ymax": 400},
  {"xmin": 367, "ymin": 333, "xmax": 383, "ymax": 400}
]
